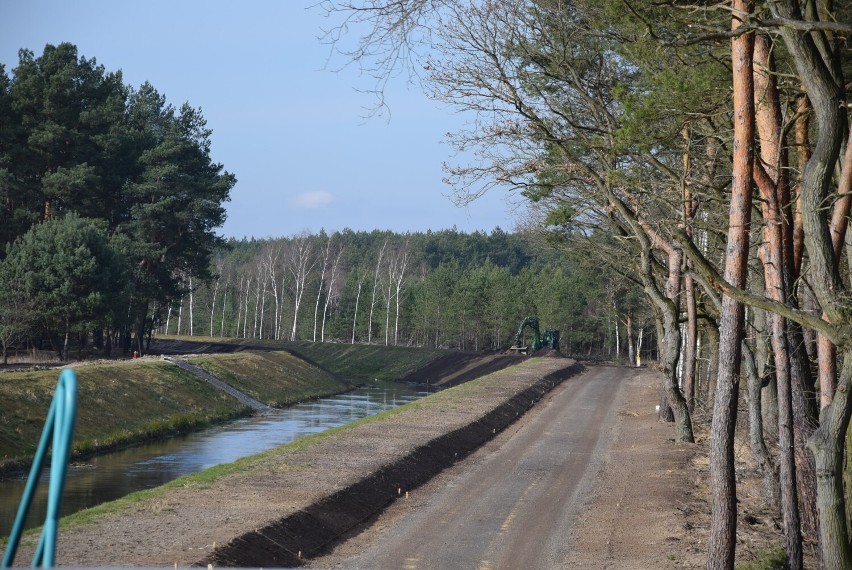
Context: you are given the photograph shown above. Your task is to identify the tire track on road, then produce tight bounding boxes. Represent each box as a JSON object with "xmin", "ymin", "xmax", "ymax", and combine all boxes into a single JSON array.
[{"xmin": 332, "ymin": 365, "xmax": 630, "ymax": 570}]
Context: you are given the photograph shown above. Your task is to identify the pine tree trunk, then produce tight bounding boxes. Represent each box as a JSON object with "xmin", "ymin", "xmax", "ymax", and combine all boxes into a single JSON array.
[
  {"xmin": 708, "ymin": 4, "xmax": 753, "ymax": 565},
  {"xmin": 744, "ymin": 336, "xmax": 779, "ymax": 504},
  {"xmin": 809, "ymin": 354, "xmax": 852, "ymax": 569},
  {"xmin": 753, "ymin": 33, "xmax": 807, "ymax": 561}
]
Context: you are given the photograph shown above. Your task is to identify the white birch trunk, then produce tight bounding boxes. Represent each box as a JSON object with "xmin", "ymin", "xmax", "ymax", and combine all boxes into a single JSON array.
[
  {"xmin": 177, "ymin": 296, "xmax": 183, "ymax": 336},
  {"xmin": 635, "ymin": 328, "xmax": 644, "ymax": 367},
  {"xmin": 252, "ymin": 276, "xmax": 261, "ymax": 338},
  {"xmin": 368, "ymin": 240, "xmax": 386, "ymax": 344},
  {"xmin": 188, "ymin": 274, "xmax": 194, "ymax": 337},
  {"xmin": 287, "ymin": 234, "xmax": 317, "ymax": 342},
  {"xmin": 242, "ymin": 278, "xmax": 251, "ymax": 338},
  {"xmin": 210, "ymin": 274, "xmax": 220, "ymax": 337},
  {"xmin": 236, "ymin": 277, "xmax": 244, "ymax": 338},
  {"xmin": 220, "ymin": 288, "xmax": 227, "ymax": 337},
  {"xmin": 259, "ymin": 270, "xmax": 267, "ymax": 340},
  {"xmin": 352, "ymin": 271, "xmax": 364, "ymax": 344},
  {"xmin": 392, "ymin": 246, "xmax": 409, "ymax": 346},
  {"xmin": 321, "ymin": 247, "xmax": 344, "ymax": 342},
  {"xmin": 313, "ymin": 235, "xmax": 332, "ymax": 342}
]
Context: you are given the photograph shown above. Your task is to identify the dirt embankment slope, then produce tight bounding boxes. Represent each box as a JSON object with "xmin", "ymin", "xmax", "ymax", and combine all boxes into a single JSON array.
[
  {"xmin": 400, "ymin": 352, "xmax": 523, "ymax": 388},
  {"xmin": 10, "ymin": 357, "xmax": 580, "ymax": 567}
]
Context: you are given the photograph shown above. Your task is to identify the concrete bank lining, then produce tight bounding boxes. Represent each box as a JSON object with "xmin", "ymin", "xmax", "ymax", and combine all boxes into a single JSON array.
[
  {"xmin": 199, "ymin": 360, "xmax": 583, "ymax": 567},
  {"xmin": 164, "ymin": 357, "xmax": 271, "ymax": 413}
]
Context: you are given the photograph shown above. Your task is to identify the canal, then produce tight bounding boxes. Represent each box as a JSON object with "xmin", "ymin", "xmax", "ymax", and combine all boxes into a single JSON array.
[{"xmin": 0, "ymin": 379, "xmax": 430, "ymax": 537}]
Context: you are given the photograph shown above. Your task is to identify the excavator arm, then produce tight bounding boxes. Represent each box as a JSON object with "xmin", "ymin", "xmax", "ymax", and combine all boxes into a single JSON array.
[
  {"xmin": 509, "ymin": 316, "xmax": 560, "ymax": 354},
  {"xmin": 511, "ymin": 316, "xmax": 541, "ymax": 353}
]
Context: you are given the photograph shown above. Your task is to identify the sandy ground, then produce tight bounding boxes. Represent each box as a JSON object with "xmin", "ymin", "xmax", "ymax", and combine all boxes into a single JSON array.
[
  {"xmin": 558, "ymin": 367, "xmax": 786, "ymax": 568},
  {"xmin": 311, "ymin": 365, "xmax": 787, "ymax": 569},
  {"xmin": 310, "ymin": 365, "xmax": 708, "ymax": 569}
]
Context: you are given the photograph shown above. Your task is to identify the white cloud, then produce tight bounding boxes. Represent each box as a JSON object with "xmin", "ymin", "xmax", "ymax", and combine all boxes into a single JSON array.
[{"xmin": 292, "ymin": 190, "xmax": 333, "ymax": 209}]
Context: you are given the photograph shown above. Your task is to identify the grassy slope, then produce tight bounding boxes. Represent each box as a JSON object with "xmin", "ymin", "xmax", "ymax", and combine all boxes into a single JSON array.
[
  {"xmin": 190, "ymin": 351, "xmax": 350, "ymax": 406},
  {"xmin": 156, "ymin": 335, "xmax": 451, "ymax": 382},
  {"xmin": 280, "ymin": 342, "xmax": 448, "ymax": 382},
  {"xmin": 0, "ymin": 343, "xmax": 444, "ymax": 471},
  {"xmin": 0, "ymin": 361, "xmax": 250, "ymax": 471}
]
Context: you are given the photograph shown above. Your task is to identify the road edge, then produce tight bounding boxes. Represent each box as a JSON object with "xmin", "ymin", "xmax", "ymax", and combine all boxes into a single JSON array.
[{"xmin": 199, "ymin": 361, "xmax": 584, "ymax": 567}]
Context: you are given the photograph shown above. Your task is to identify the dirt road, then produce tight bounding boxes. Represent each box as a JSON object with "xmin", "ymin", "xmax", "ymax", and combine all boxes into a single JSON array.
[{"xmin": 314, "ymin": 365, "xmax": 630, "ymax": 569}]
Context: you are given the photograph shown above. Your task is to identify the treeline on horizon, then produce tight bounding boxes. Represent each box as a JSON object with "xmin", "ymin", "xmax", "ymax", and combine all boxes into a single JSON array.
[{"xmin": 158, "ymin": 227, "xmax": 652, "ymax": 358}]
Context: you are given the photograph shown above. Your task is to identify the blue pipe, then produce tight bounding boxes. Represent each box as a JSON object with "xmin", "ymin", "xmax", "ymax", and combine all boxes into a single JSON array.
[{"xmin": 2, "ymin": 369, "xmax": 78, "ymax": 568}]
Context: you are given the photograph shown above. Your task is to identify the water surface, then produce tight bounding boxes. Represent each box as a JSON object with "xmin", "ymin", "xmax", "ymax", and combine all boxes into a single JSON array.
[{"xmin": 0, "ymin": 379, "xmax": 429, "ymax": 536}]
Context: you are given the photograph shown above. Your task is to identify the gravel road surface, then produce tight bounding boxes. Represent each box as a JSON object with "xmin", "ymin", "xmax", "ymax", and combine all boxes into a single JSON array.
[{"xmin": 320, "ymin": 365, "xmax": 628, "ymax": 569}]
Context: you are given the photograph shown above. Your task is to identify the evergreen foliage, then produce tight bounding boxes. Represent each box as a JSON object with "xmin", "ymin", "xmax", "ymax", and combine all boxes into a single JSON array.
[
  {"xmin": 177, "ymin": 228, "xmax": 649, "ymax": 360},
  {"xmin": 0, "ymin": 43, "xmax": 235, "ymax": 356}
]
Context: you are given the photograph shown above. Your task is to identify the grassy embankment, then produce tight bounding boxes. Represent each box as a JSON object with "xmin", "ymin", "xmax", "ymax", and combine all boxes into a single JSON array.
[
  {"xmin": 0, "ymin": 360, "xmax": 249, "ymax": 473},
  {"xmin": 155, "ymin": 335, "xmax": 450, "ymax": 381},
  {"xmin": 0, "ymin": 344, "xmax": 450, "ymax": 473},
  {"xmin": 189, "ymin": 350, "xmax": 352, "ymax": 406},
  {"xmin": 150, "ymin": 335, "xmax": 451, "ymax": 384},
  {"xmin": 284, "ymin": 341, "xmax": 447, "ymax": 381}
]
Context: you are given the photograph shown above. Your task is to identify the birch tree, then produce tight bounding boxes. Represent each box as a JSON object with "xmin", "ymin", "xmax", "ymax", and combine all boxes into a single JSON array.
[
  {"xmin": 351, "ymin": 267, "xmax": 367, "ymax": 344},
  {"xmin": 321, "ymin": 245, "xmax": 345, "ymax": 342},
  {"xmin": 392, "ymin": 243, "xmax": 410, "ymax": 345},
  {"xmin": 367, "ymin": 239, "xmax": 387, "ymax": 343},
  {"xmin": 313, "ymin": 232, "xmax": 332, "ymax": 342},
  {"xmin": 286, "ymin": 233, "xmax": 316, "ymax": 341},
  {"xmin": 209, "ymin": 256, "xmax": 224, "ymax": 337},
  {"xmin": 260, "ymin": 241, "xmax": 284, "ymax": 339}
]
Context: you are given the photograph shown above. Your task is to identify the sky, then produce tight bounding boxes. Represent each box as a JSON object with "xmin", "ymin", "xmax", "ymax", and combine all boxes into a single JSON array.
[{"xmin": 0, "ymin": 1, "xmax": 520, "ymax": 239}]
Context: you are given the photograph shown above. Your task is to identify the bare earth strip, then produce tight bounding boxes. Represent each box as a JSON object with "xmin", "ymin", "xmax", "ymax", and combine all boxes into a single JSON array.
[{"xmin": 311, "ymin": 365, "xmax": 704, "ymax": 569}]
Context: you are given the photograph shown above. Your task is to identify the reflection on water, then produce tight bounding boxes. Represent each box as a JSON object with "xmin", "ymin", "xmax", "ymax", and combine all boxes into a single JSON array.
[{"xmin": 0, "ymin": 380, "xmax": 429, "ymax": 536}]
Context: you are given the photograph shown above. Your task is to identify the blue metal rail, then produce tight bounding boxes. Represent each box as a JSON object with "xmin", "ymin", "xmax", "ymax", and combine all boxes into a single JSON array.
[{"xmin": 2, "ymin": 369, "xmax": 78, "ymax": 568}]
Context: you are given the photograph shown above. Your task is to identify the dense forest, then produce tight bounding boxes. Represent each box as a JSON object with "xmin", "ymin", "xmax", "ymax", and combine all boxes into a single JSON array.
[
  {"xmin": 0, "ymin": 43, "xmax": 235, "ymax": 360},
  {"xmin": 157, "ymin": 228, "xmax": 651, "ymax": 358}
]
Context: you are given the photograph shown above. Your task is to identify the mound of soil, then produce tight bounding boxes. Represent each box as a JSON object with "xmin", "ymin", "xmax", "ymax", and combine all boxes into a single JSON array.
[
  {"xmin": 202, "ymin": 362, "xmax": 581, "ymax": 567},
  {"xmin": 401, "ymin": 352, "xmax": 526, "ymax": 388}
]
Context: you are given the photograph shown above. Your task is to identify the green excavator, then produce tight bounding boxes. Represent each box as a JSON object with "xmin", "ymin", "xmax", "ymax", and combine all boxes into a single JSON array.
[{"xmin": 508, "ymin": 316, "xmax": 560, "ymax": 354}]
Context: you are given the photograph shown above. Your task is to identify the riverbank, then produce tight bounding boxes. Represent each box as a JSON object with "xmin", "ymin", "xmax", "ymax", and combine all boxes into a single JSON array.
[
  {"xmin": 0, "ymin": 350, "xmax": 353, "ymax": 473},
  {"xmin": 150, "ymin": 336, "xmax": 454, "ymax": 382},
  {"xmin": 7, "ymin": 357, "xmax": 579, "ymax": 567},
  {"xmin": 0, "ymin": 342, "xmax": 491, "ymax": 475}
]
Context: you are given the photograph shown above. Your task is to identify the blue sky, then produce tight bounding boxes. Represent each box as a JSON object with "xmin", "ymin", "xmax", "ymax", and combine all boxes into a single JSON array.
[{"xmin": 0, "ymin": 1, "xmax": 518, "ymax": 239}]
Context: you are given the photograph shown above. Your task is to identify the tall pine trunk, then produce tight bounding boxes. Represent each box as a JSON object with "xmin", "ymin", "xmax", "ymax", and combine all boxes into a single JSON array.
[
  {"xmin": 753, "ymin": 33, "xmax": 807, "ymax": 561},
  {"xmin": 708, "ymin": 4, "xmax": 754, "ymax": 566}
]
